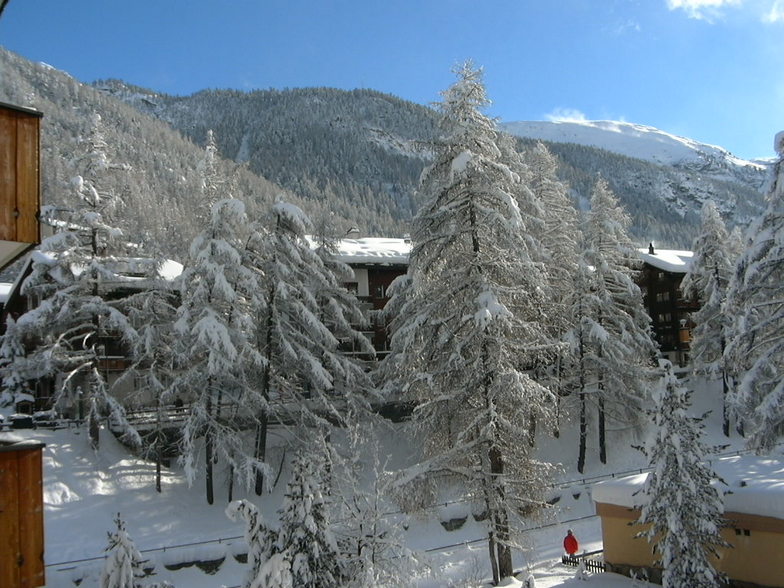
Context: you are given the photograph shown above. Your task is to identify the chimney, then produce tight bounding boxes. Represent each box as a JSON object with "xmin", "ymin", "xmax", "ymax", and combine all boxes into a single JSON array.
[{"xmin": 648, "ymin": 242, "xmax": 655, "ymax": 255}]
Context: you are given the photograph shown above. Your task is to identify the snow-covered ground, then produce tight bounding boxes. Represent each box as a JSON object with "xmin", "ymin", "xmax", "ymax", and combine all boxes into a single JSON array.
[{"xmin": 1, "ymin": 376, "xmax": 775, "ymax": 587}]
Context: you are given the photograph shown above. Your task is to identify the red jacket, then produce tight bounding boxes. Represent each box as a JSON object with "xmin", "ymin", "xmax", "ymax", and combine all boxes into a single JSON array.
[{"xmin": 564, "ymin": 533, "xmax": 579, "ymax": 555}]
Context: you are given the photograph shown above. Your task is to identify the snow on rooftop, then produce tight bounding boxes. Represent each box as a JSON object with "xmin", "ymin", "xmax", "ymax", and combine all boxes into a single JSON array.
[
  {"xmin": 592, "ymin": 454, "xmax": 784, "ymax": 520},
  {"xmin": 328, "ymin": 239, "xmax": 689, "ymax": 274},
  {"xmin": 0, "ymin": 282, "xmax": 12, "ymax": 304},
  {"xmin": 332, "ymin": 237, "xmax": 411, "ymax": 265},
  {"xmin": 637, "ymin": 248, "xmax": 692, "ymax": 274}
]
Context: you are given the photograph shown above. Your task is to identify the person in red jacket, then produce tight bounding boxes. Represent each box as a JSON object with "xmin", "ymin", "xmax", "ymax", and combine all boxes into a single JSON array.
[{"xmin": 563, "ymin": 529, "xmax": 579, "ymax": 555}]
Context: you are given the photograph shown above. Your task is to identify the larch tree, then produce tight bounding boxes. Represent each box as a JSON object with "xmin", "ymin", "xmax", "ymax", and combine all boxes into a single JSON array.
[
  {"xmin": 680, "ymin": 199, "xmax": 735, "ymax": 436},
  {"xmin": 385, "ymin": 62, "xmax": 558, "ymax": 583},
  {"xmin": 275, "ymin": 450, "xmax": 344, "ymax": 588},
  {"xmin": 226, "ymin": 499, "xmax": 279, "ymax": 588},
  {"xmin": 247, "ymin": 201, "xmax": 373, "ymax": 495},
  {"xmin": 174, "ymin": 198, "xmax": 264, "ymax": 504},
  {"xmin": 725, "ymin": 131, "xmax": 784, "ymax": 451},
  {"xmin": 5, "ymin": 112, "xmax": 140, "ymax": 449},
  {"xmin": 121, "ymin": 255, "xmax": 180, "ymax": 493},
  {"xmin": 100, "ymin": 514, "xmax": 146, "ymax": 588},
  {"xmin": 636, "ymin": 361, "xmax": 728, "ymax": 588},
  {"xmin": 525, "ymin": 141, "xmax": 581, "ymax": 435},
  {"xmin": 578, "ymin": 177, "xmax": 657, "ymax": 468}
]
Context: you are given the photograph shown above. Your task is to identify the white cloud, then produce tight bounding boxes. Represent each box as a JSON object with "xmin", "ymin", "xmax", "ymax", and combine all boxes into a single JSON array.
[
  {"xmin": 763, "ymin": 0, "xmax": 784, "ymax": 22},
  {"xmin": 545, "ymin": 108, "xmax": 588, "ymax": 123},
  {"xmin": 666, "ymin": 0, "xmax": 742, "ymax": 21},
  {"xmin": 667, "ymin": 0, "xmax": 784, "ymax": 23}
]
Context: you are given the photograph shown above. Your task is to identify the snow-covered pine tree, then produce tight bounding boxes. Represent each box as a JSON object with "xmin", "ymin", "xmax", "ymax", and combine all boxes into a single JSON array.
[
  {"xmin": 196, "ymin": 130, "xmax": 223, "ymax": 218},
  {"xmin": 175, "ymin": 198, "xmax": 264, "ymax": 504},
  {"xmin": 524, "ymin": 141, "xmax": 581, "ymax": 435},
  {"xmin": 331, "ymin": 424, "xmax": 420, "ymax": 587},
  {"xmin": 563, "ymin": 255, "xmax": 603, "ymax": 474},
  {"xmin": 6, "ymin": 112, "xmax": 140, "ymax": 448},
  {"xmin": 276, "ymin": 450, "xmax": 343, "ymax": 588},
  {"xmin": 385, "ymin": 62, "xmax": 558, "ymax": 583},
  {"xmin": 725, "ymin": 131, "xmax": 784, "ymax": 451},
  {"xmin": 226, "ymin": 499, "xmax": 279, "ymax": 588},
  {"xmin": 579, "ymin": 177, "xmax": 657, "ymax": 467},
  {"xmin": 100, "ymin": 514, "xmax": 146, "ymax": 588},
  {"xmin": 0, "ymin": 317, "xmax": 33, "ymax": 407},
  {"xmin": 247, "ymin": 201, "xmax": 374, "ymax": 495},
  {"xmin": 636, "ymin": 360, "xmax": 728, "ymax": 588},
  {"xmin": 681, "ymin": 199, "xmax": 735, "ymax": 436},
  {"xmin": 121, "ymin": 255, "xmax": 180, "ymax": 492},
  {"xmin": 308, "ymin": 217, "xmax": 376, "ymax": 398}
]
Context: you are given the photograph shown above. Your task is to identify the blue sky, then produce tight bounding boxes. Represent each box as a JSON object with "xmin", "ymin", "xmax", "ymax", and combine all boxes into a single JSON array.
[{"xmin": 1, "ymin": 0, "xmax": 782, "ymax": 160}]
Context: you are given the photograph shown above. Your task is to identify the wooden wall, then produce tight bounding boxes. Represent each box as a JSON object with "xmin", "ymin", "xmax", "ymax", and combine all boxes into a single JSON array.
[
  {"xmin": 0, "ymin": 103, "xmax": 42, "ymax": 266},
  {"xmin": 0, "ymin": 442, "xmax": 45, "ymax": 588}
]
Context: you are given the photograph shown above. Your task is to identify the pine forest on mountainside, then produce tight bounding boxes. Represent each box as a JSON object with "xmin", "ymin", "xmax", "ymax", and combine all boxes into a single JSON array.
[{"xmin": 0, "ymin": 45, "xmax": 769, "ymax": 262}]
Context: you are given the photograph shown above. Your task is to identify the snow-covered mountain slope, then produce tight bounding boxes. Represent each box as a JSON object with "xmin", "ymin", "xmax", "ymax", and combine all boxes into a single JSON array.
[{"xmin": 501, "ymin": 120, "xmax": 769, "ymax": 189}]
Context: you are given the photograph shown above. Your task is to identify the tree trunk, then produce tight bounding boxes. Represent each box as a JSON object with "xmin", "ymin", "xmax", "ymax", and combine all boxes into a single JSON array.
[
  {"xmin": 205, "ymin": 390, "xmax": 214, "ymax": 505},
  {"xmin": 598, "ymin": 395, "xmax": 606, "ymax": 464},
  {"xmin": 578, "ymin": 393, "xmax": 586, "ymax": 474},
  {"xmin": 488, "ymin": 532, "xmax": 499, "ymax": 585},
  {"xmin": 254, "ymin": 274, "xmax": 277, "ymax": 495},
  {"xmin": 489, "ymin": 446, "xmax": 513, "ymax": 580}
]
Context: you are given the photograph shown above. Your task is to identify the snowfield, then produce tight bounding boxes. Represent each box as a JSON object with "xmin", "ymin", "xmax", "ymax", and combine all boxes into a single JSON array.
[{"xmin": 2, "ymin": 377, "xmax": 775, "ymax": 587}]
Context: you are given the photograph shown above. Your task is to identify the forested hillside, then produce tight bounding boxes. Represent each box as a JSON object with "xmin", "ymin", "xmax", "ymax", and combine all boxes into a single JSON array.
[
  {"xmin": 0, "ymin": 46, "xmax": 767, "ymax": 251},
  {"xmin": 0, "ymin": 47, "xmax": 380, "ymax": 260},
  {"xmin": 101, "ymin": 78, "xmax": 767, "ymax": 248}
]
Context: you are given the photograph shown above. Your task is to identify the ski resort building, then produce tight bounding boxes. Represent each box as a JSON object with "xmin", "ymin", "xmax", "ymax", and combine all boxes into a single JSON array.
[{"xmin": 592, "ymin": 455, "xmax": 784, "ymax": 587}]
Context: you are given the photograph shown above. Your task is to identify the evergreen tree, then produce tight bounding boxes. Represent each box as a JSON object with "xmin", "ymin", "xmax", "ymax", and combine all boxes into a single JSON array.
[
  {"xmin": 725, "ymin": 131, "xmax": 784, "ymax": 451},
  {"xmin": 121, "ymin": 257, "xmax": 180, "ymax": 492},
  {"xmin": 332, "ymin": 424, "xmax": 420, "ymax": 587},
  {"xmin": 636, "ymin": 361, "xmax": 728, "ymax": 588},
  {"xmin": 100, "ymin": 514, "xmax": 146, "ymax": 588},
  {"xmin": 276, "ymin": 451, "xmax": 343, "ymax": 588},
  {"xmin": 226, "ymin": 499, "xmax": 279, "ymax": 588},
  {"xmin": 385, "ymin": 63, "xmax": 557, "ymax": 583},
  {"xmin": 174, "ymin": 198, "xmax": 264, "ymax": 504},
  {"xmin": 681, "ymin": 200, "xmax": 735, "ymax": 436},
  {"xmin": 248, "ymin": 201, "xmax": 373, "ymax": 495},
  {"xmin": 525, "ymin": 141, "xmax": 581, "ymax": 435},
  {"xmin": 577, "ymin": 177, "xmax": 657, "ymax": 468}
]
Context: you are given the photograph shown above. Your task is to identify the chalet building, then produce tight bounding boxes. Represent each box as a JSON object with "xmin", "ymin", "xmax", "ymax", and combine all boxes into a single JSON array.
[
  {"xmin": 0, "ymin": 102, "xmax": 42, "ymax": 271},
  {"xmin": 331, "ymin": 237, "xmax": 410, "ymax": 359},
  {"xmin": 637, "ymin": 245, "xmax": 697, "ymax": 367},
  {"xmin": 333, "ymin": 238, "xmax": 697, "ymax": 364},
  {"xmin": 592, "ymin": 455, "xmax": 784, "ymax": 587}
]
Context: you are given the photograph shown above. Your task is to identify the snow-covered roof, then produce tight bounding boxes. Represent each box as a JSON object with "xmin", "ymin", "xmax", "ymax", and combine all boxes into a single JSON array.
[
  {"xmin": 637, "ymin": 248, "xmax": 692, "ymax": 274},
  {"xmin": 332, "ymin": 237, "xmax": 411, "ymax": 265},
  {"xmin": 593, "ymin": 455, "xmax": 784, "ymax": 521},
  {"xmin": 329, "ymin": 238, "xmax": 691, "ymax": 273},
  {"xmin": 0, "ymin": 282, "xmax": 13, "ymax": 304}
]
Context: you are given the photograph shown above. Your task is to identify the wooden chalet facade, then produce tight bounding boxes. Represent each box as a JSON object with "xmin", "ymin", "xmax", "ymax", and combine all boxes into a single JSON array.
[
  {"xmin": 0, "ymin": 102, "xmax": 42, "ymax": 270},
  {"xmin": 637, "ymin": 245, "xmax": 697, "ymax": 367}
]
